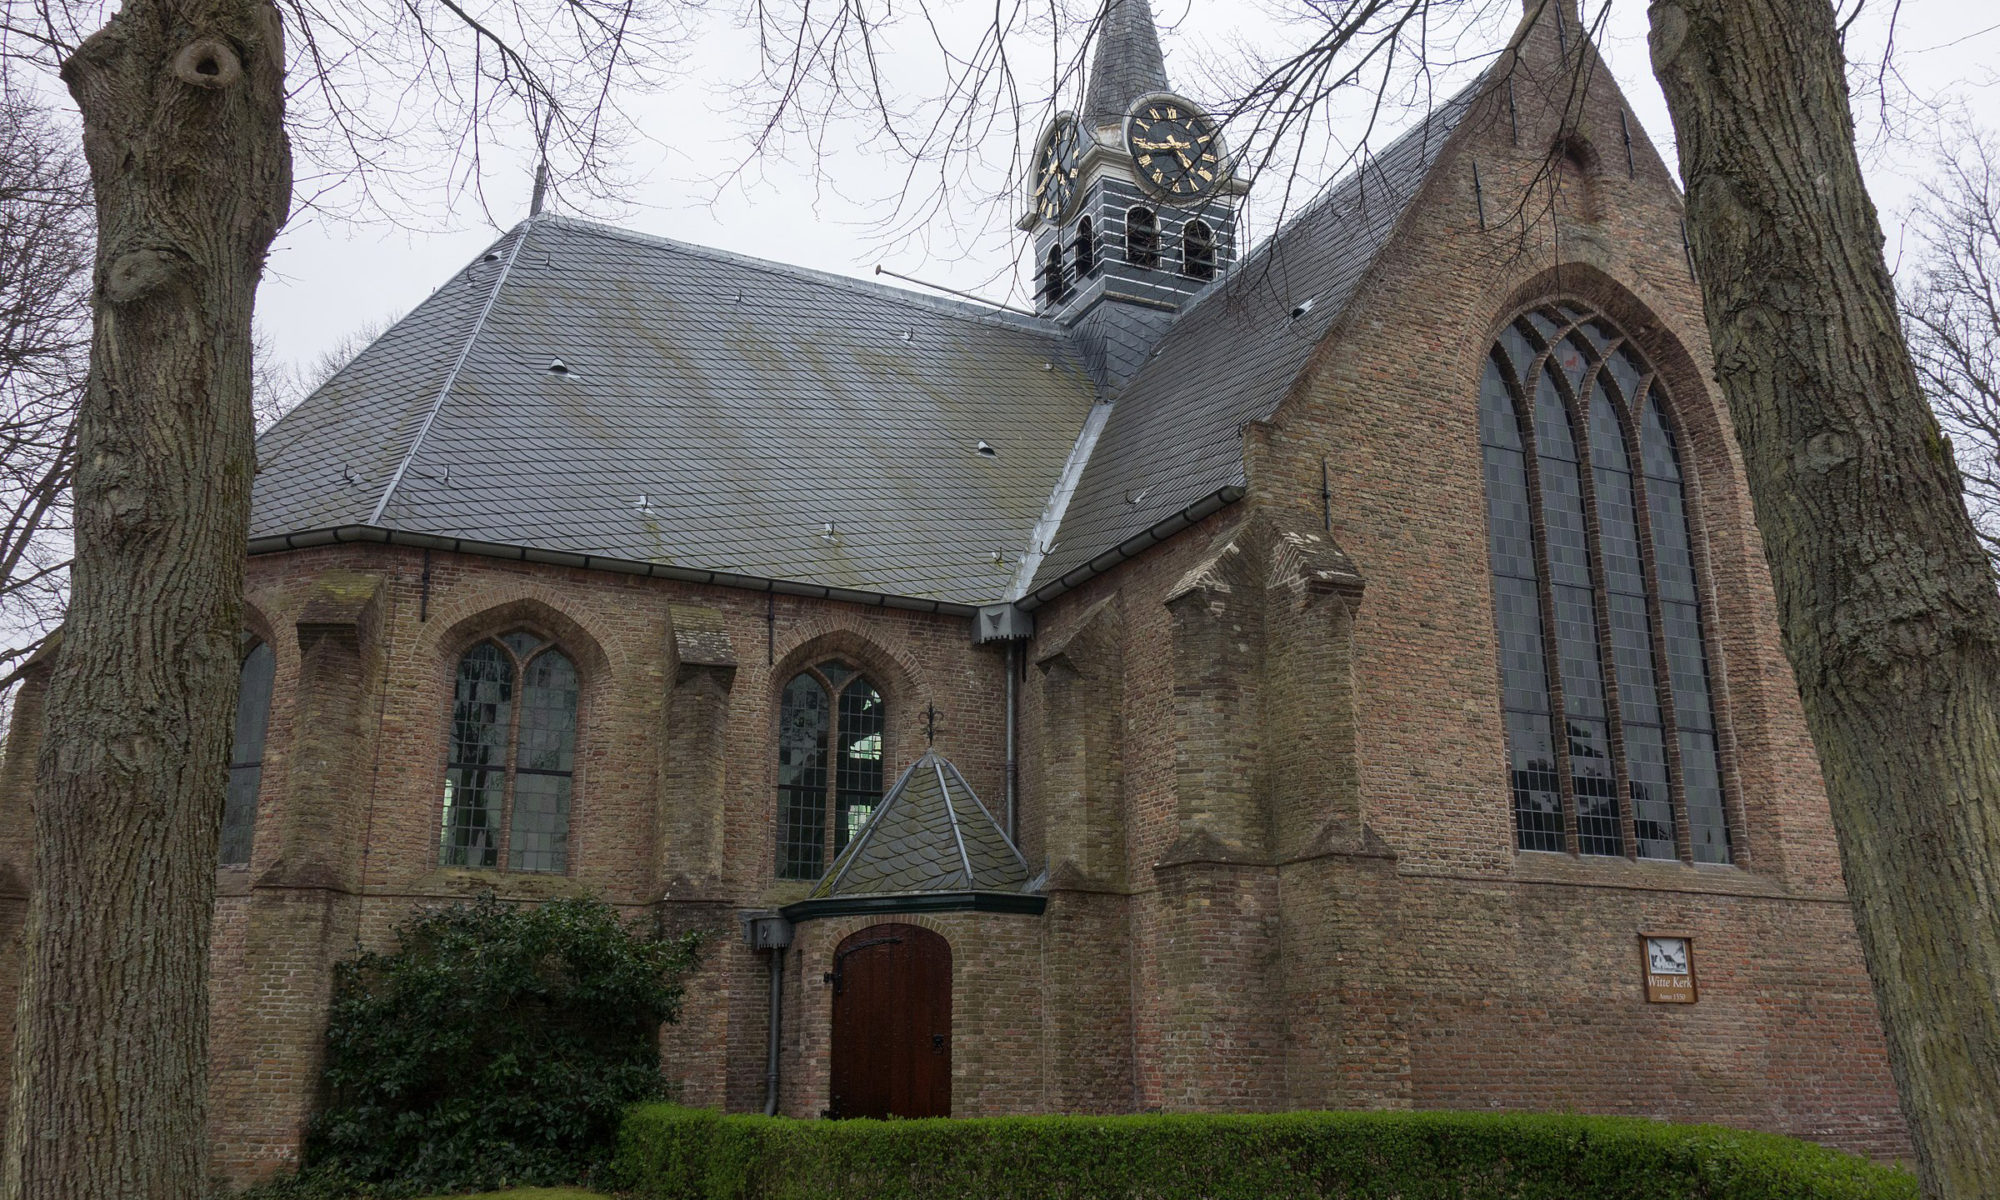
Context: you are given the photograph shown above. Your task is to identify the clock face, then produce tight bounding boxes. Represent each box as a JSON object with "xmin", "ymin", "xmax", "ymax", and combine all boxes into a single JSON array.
[
  {"xmin": 1032, "ymin": 117, "xmax": 1083, "ymax": 223},
  {"xmin": 1126, "ymin": 96, "xmax": 1226, "ymax": 199}
]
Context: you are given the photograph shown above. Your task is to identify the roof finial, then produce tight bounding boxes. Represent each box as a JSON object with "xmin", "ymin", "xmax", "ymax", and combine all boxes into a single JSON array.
[
  {"xmin": 1081, "ymin": 0, "xmax": 1171, "ymax": 129},
  {"xmin": 925, "ymin": 701, "xmax": 938, "ymax": 746},
  {"xmin": 528, "ymin": 109, "xmax": 555, "ymax": 217}
]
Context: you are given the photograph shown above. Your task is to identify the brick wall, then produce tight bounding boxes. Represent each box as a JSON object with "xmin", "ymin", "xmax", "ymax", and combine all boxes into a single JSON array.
[
  {"xmin": 0, "ymin": 3, "xmax": 1908, "ymax": 1178},
  {"xmin": 1014, "ymin": 0, "xmax": 1906, "ymax": 1158}
]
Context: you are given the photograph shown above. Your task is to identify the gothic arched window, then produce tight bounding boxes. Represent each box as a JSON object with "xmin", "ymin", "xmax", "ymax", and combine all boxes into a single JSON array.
[
  {"xmin": 1479, "ymin": 304, "xmax": 1731, "ymax": 864},
  {"xmin": 777, "ymin": 661, "xmax": 885, "ymax": 880},
  {"xmin": 1182, "ymin": 218, "xmax": 1216, "ymax": 280},
  {"xmin": 222, "ymin": 638, "xmax": 275, "ymax": 867},
  {"xmin": 1125, "ymin": 206, "xmax": 1159, "ymax": 269},
  {"xmin": 439, "ymin": 630, "xmax": 579, "ymax": 873},
  {"xmin": 1073, "ymin": 216, "xmax": 1095, "ymax": 278}
]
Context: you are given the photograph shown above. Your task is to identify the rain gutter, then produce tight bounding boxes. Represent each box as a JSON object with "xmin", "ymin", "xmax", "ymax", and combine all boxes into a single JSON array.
[
  {"xmin": 780, "ymin": 892, "xmax": 1047, "ymax": 923},
  {"xmin": 247, "ymin": 525, "xmax": 980, "ymax": 617}
]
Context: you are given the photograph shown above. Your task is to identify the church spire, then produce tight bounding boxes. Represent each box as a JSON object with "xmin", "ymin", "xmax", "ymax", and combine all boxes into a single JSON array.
[{"xmin": 1080, "ymin": 0, "xmax": 1170, "ymax": 129}]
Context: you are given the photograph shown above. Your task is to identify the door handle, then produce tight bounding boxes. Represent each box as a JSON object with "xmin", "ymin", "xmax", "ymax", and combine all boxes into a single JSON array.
[{"xmin": 931, "ymin": 1033, "xmax": 946, "ymax": 1053}]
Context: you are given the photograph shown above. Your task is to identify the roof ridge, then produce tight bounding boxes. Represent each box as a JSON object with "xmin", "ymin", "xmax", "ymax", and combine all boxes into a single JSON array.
[
  {"xmin": 535, "ymin": 213, "xmax": 1066, "ymax": 338},
  {"xmin": 941, "ymin": 757, "xmax": 1029, "ymax": 872},
  {"xmin": 819, "ymin": 754, "xmax": 927, "ymax": 897},
  {"xmin": 934, "ymin": 754, "xmax": 975, "ymax": 887},
  {"xmin": 366, "ymin": 225, "xmax": 530, "ymax": 525},
  {"xmin": 1005, "ymin": 398, "xmax": 1113, "ymax": 600}
]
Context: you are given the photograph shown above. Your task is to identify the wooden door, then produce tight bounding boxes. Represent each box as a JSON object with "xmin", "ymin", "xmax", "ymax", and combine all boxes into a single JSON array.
[{"xmin": 829, "ymin": 923, "xmax": 951, "ymax": 1119}]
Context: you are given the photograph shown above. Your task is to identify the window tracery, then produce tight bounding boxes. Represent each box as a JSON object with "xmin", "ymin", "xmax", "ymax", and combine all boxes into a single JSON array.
[
  {"xmin": 1479, "ymin": 304, "xmax": 1731, "ymax": 863},
  {"xmin": 439, "ymin": 630, "xmax": 579, "ymax": 873},
  {"xmin": 777, "ymin": 661, "xmax": 885, "ymax": 880}
]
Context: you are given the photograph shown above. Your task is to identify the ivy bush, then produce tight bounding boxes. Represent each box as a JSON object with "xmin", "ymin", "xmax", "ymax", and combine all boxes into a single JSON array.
[
  {"xmin": 284, "ymin": 894, "xmax": 705, "ymax": 1196},
  {"xmin": 618, "ymin": 1105, "xmax": 1916, "ymax": 1200}
]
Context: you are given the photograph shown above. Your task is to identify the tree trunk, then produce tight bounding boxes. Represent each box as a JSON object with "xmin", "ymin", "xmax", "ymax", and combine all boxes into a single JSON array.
[
  {"xmin": 1, "ymin": 1, "xmax": 289, "ymax": 1196},
  {"xmin": 1648, "ymin": 2, "xmax": 2000, "ymax": 1194}
]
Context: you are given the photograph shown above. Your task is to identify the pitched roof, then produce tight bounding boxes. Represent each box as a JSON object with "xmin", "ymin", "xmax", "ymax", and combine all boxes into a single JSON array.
[
  {"xmin": 810, "ymin": 750, "xmax": 1035, "ymax": 898},
  {"xmin": 1024, "ymin": 81, "xmax": 1482, "ymax": 599},
  {"xmin": 251, "ymin": 217, "xmax": 1098, "ymax": 607},
  {"xmin": 1081, "ymin": 0, "xmax": 1171, "ymax": 128},
  {"xmin": 252, "ymin": 80, "xmax": 1484, "ymax": 613}
]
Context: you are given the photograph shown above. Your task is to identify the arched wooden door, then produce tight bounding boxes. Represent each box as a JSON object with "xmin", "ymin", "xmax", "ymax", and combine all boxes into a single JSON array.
[{"xmin": 828, "ymin": 923, "xmax": 951, "ymax": 1119}]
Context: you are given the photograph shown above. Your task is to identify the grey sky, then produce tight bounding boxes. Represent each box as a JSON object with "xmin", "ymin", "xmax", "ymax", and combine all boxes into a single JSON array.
[{"xmin": 254, "ymin": 0, "xmax": 2000, "ymax": 377}]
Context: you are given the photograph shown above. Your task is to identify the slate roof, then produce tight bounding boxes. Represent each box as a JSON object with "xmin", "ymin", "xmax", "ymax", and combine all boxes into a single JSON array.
[
  {"xmin": 251, "ymin": 76, "xmax": 1482, "ymax": 612},
  {"xmin": 1024, "ymin": 82, "xmax": 1481, "ymax": 598},
  {"xmin": 1081, "ymin": 0, "xmax": 1171, "ymax": 129},
  {"xmin": 251, "ymin": 217, "xmax": 1098, "ymax": 607},
  {"xmin": 810, "ymin": 750, "xmax": 1035, "ymax": 898}
]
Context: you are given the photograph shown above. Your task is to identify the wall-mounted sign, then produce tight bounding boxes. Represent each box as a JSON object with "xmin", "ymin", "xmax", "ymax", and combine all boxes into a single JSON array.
[{"xmin": 1641, "ymin": 933, "xmax": 1696, "ymax": 1004}]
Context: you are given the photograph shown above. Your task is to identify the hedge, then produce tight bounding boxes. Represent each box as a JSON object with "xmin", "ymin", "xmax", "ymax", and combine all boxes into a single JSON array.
[{"xmin": 616, "ymin": 1105, "xmax": 1915, "ymax": 1200}]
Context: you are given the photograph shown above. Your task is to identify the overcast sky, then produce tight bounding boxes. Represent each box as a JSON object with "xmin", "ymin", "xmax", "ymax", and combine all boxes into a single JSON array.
[{"xmin": 253, "ymin": 0, "xmax": 2000, "ymax": 376}]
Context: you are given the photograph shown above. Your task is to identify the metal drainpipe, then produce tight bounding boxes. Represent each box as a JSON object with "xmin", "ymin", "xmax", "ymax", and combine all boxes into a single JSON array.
[
  {"xmin": 1004, "ymin": 641, "xmax": 1019, "ymax": 840},
  {"xmin": 763, "ymin": 950, "xmax": 784, "ymax": 1116}
]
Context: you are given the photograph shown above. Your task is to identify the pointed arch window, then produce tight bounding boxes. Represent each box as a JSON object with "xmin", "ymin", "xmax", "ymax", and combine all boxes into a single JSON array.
[
  {"xmin": 439, "ymin": 630, "xmax": 579, "ymax": 873},
  {"xmin": 1478, "ymin": 304, "xmax": 1731, "ymax": 864},
  {"xmin": 1073, "ymin": 216, "xmax": 1095, "ymax": 277},
  {"xmin": 222, "ymin": 638, "xmax": 275, "ymax": 867},
  {"xmin": 1126, "ymin": 206, "xmax": 1159, "ymax": 269},
  {"xmin": 777, "ymin": 661, "xmax": 885, "ymax": 880},
  {"xmin": 1182, "ymin": 218, "xmax": 1216, "ymax": 280}
]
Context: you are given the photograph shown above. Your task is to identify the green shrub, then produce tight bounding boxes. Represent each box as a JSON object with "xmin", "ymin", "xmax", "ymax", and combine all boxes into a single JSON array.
[
  {"xmin": 616, "ymin": 1105, "xmax": 1916, "ymax": 1200},
  {"xmin": 295, "ymin": 894, "xmax": 705, "ymax": 1195}
]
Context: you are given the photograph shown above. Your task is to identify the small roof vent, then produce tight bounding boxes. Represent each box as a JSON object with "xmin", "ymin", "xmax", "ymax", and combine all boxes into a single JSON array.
[
  {"xmin": 547, "ymin": 357, "xmax": 569, "ymax": 375},
  {"xmin": 1290, "ymin": 297, "xmax": 1316, "ymax": 320},
  {"xmin": 975, "ymin": 440, "xmax": 998, "ymax": 458}
]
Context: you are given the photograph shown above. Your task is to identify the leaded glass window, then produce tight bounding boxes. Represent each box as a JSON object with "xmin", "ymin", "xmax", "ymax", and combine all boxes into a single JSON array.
[
  {"xmin": 222, "ymin": 638, "xmax": 275, "ymax": 867},
  {"xmin": 1479, "ymin": 304, "xmax": 1733, "ymax": 864},
  {"xmin": 439, "ymin": 632, "xmax": 579, "ymax": 873},
  {"xmin": 776, "ymin": 661, "xmax": 886, "ymax": 880}
]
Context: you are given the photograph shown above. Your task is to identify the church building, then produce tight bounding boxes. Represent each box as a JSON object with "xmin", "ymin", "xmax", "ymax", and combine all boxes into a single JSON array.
[{"xmin": 0, "ymin": 0, "xmax": 1910, "ymax": 1184}]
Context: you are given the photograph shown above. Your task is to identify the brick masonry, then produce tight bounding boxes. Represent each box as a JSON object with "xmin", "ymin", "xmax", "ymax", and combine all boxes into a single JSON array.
[{"xmin": 0, "ymin": 3, "xmax": 1907, "ymax": 1185}]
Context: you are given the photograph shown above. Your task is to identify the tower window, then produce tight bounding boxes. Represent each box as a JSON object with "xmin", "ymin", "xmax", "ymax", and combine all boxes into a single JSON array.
[
  {"xmin": 1126, "ymin": 206, "xmax": 1159, "ymax": 269},
  {"xmin": 1041, "ymin": 244, "xmax": 1068, "ymax": 306},
  {"xmin": 1183, "ymin": 219, "xmax": 1216, "ymax": 281},
  {"xmin": 1479, "ymin": 304, "xmax": 1732, "ymax": 864},
  {"xmin": 1073, "ymin": 216, "xmax": 1095, "ymax": 278}
]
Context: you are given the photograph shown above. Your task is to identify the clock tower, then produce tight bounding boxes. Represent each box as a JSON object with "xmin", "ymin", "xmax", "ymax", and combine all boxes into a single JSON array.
[{"xmin": 1024, "ymin": 0, "xmax": 1248, "ymax": 389}]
